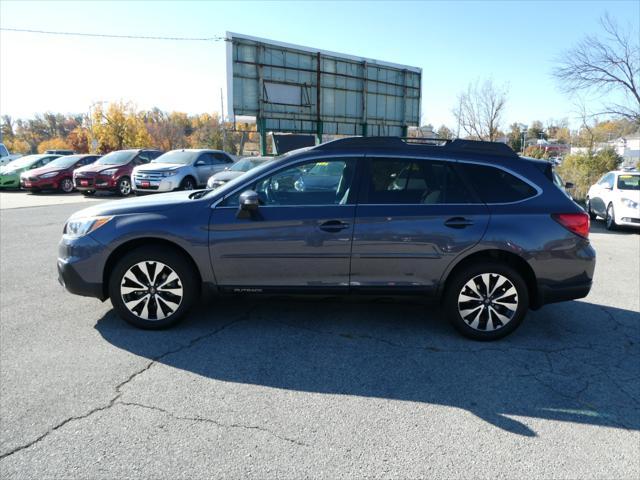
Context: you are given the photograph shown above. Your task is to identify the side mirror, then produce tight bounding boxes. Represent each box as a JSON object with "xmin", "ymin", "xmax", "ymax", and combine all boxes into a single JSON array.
[
  {"xmin": 564, "ymin": 182, "xmax": 574, "ymax": 189},
  {"xmin": 236, "ymin": 190, "xmax": 260, "ymax": 219}
]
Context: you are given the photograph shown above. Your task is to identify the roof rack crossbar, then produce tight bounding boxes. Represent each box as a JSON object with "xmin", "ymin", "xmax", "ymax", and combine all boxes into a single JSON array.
[{"xmin": 314, "ymin": 136, "xmax": 518, "ymax": 158}]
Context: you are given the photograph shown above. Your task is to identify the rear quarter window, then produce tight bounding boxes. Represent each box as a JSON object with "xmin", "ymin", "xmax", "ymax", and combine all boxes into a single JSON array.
[{"xmin": 458, "ymin": 163, "xmax": 538, "ymax": 203}]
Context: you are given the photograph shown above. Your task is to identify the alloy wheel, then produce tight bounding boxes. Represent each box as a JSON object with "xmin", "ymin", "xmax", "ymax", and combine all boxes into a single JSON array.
[
  {"xmin": 61, "ymin": 178, "xmax": 74, "ymax": 193},
  {"xmin": 119, "ymin": 179, "xmax": 131, "ymax": 196},
  {"xmin": 120, "ymin": 261, "xmax": 183, "ymax": 321},
  {"xmin": 457, "ymin": 273, "xmax": 518, "ymax": 331}
]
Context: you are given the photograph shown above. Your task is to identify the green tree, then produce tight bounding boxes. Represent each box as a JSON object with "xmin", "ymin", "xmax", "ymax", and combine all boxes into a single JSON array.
[
  {"xmin": 507, "ymin": 123, "xmax": 522, "ymax": 152},
  {"xmin": 557, "ymin": 148, "xmax": 622, "ymax": 201}
]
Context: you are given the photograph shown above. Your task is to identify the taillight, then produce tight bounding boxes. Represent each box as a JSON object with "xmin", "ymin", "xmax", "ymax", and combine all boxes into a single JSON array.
[{"xmin": 552, "ymin": 213, "xmax": 590, "ymax": 239}]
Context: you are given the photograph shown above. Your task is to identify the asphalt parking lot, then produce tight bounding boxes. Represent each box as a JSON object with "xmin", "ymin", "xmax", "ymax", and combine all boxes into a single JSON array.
[{"xmin": 0, "ymin": 191, "xmax": 638, "ymax": 479}]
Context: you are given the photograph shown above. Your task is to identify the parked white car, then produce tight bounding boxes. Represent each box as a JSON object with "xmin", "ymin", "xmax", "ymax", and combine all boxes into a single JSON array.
[
  {"xmin": 132, "ymin": 149, "xmax": 234, "ymax": 193},
  {"xmin": 0, "ymin": 143, "xmax": 23, "ymax": 166},
  {"xmin": 586, "ymin": 170, "xmax": 639, "ymax": 230}
]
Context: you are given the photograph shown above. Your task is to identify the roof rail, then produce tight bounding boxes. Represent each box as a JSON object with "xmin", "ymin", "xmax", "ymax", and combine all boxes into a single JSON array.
[{"xmin": 315, "ymin": 136, "xmax": 519, "ymax": 159}]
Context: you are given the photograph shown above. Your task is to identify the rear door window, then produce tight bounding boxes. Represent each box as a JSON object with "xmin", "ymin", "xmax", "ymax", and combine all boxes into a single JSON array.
[
  {"xmin": 457, "ymin": 163, "xmax": 538, "ymax": 203},
  {"xmin": 361, "ymin": 158, "xmax": 477, "ymax": 204}
]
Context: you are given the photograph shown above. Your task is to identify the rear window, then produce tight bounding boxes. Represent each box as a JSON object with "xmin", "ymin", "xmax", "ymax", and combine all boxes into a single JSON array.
[{"xmin": 458, "ymin": 163, "xmax": 538, "ymax": 203}]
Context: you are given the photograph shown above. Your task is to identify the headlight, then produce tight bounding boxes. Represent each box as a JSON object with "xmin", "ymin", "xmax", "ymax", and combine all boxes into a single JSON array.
[
  {"xmin": 207, "ymin": 179, "xmax": 225, "ymax": 189},
  {"xmin": 621, "ymin": 198, "xmax": 639, "ymax": 209},
  {"xmin": 100, "ymin": 169, "xmax": 118, "ymax": 176},
  {"xmin": 40, "ymin": 171, "xmax": 60, "ymax": 179},
  {"xmin": 64, "ymin": 216, "xmax": 113, "ymax": 238},
  {"xmin": 160, "ymin": 169, "xmax": 179, "ymax": 178}
]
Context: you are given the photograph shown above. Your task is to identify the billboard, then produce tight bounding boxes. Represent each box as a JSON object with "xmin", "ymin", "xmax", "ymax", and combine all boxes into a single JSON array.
[{"xmin": 226, "ymin": 32, "xmax": 422, "ymax": 151}]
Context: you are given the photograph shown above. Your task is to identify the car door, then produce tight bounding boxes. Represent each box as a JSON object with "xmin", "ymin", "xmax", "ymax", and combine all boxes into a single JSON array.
[
  {"xmin": 192, "ymin": 153, "xmax": 215, "ymax": 185},
  {"xmin": 209, "ymin": 157, "xmax": 359, "ymax": 289},
  {"xmin": 349, "ymin": 157, "xmax": 490, "ymax": 294}
]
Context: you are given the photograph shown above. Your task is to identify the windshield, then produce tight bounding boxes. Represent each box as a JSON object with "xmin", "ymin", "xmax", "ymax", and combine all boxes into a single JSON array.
[
  {"xmin": 3, "ymin": 155, "xmax": 43, "ymax": 169},
  {"xmin": 229, "ymin": 158, "xmax": 265, "ymax": 172},
  {"xmin": 94, "ymin": 150, "xmax": 136, "ymax": 165},
  {"xmin": 204, "ymin": 156, "xmax": 284, "ymax": 198},
  {"xmin": 306, "ymin": 161, "xmax": 344, "ymax": 176},
  {"xmin": 617, "ymin": 174, "xmax": 639, "ymax": 190},
  {"xmin": 44, "ymin": 155, "xmax": 84, "ymax": 169},
  {"xmin": 152, "ymin": 150, "xmax": 198, "ymax": 165}
]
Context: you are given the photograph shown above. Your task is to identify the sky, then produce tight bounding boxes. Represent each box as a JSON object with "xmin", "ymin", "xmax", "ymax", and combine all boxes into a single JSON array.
[{"xmin": 0, "ymin": 0, "xmax": 638, "ymax": 131}]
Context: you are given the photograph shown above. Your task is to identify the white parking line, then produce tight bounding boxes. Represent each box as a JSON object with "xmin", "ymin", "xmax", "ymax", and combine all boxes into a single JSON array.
[{"xmin": 0, "ymin": 191, "xmax": 119, "ymax": 210}]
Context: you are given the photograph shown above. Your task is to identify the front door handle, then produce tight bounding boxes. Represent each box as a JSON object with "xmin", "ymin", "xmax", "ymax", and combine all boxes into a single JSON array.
[
  {"xmin": 444, "ymin": 217, "xmax": 474, "ymax": 229},
  {"xmin": 318, "ymin": 220, "xmax": 350, "ymax": 233}
]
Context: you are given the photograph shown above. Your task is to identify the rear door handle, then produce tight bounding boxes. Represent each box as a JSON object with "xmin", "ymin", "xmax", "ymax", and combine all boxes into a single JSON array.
[
  {"xmin": 318, "ymin": 220, "xmax": 350, "ymax": 233},
  {"xmin": 444, "ymin": 217, "xmax": 474, "ymax": 228}
]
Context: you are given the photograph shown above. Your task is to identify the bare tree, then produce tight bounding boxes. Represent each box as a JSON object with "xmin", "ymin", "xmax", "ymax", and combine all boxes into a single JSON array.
[
  {"xmin": 553, "ymin": 13, "xmax": 639, "ymax": 123},
  {"xmin": 453, "ymin": 79, "xmax": 508, "ymax": 142}
]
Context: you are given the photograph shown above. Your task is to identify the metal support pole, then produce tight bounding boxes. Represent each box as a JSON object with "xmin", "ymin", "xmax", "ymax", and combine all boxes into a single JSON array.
[
  {"xmin": 259, "ymin": 117, "xmax": 267, "ymax": 156},
  {"xmin": 316, "ymin": 52, "xmax": 322, "ymax": 144}
]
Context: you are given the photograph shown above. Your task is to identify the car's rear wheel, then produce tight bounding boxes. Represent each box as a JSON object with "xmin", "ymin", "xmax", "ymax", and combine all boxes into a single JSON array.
[
  {"xmin": 180, "ymin": 176, "xmax": 196, "ymax": 191},
  {"xmin": 605, "ymin": 203, "xmax": 617, "ymax": 230},
  {"xmin": 586, "ymin": 198, "xmax": 597, "ymax": 220},
  {"xmin": 117, "ymin": 177, "xmax": 132, "ymax": 196},
  {"xmin": 60, "ymin": 177, "xmax": 74, "ymax": 193},
  {"xmin": 444, "ymin": 262, "xmax": 529, "ymax": 340},
  {"xmin": 108, "ymin": 247, "xmax": 199, "ymax": 329}
]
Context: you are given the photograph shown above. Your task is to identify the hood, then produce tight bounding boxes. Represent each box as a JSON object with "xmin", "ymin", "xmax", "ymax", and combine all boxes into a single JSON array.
[
  {"xmin": 26, "ymin": 164, "xmax": 70, "ymax": 177},
  {"xmin": 0, "ymin": 164, "xmax": 31, "ymax": 175},
  {"xmin": 210, "ymin": 170, "xmax": 245, "ymax": 182},
  {"xmin": 135, "ymin": 163, "xmax": 185, "ymax": 172},
  {"xmin": 75, "ymin": 163, "xmax": 127, "ymax": 174},
  {"xmin": 68, "ymin": 190, "xmax": 198, "ymax": 219}
]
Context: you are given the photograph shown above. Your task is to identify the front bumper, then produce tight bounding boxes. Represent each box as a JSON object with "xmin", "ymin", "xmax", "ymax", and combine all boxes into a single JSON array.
[
  {"xmin": 21, "ymin": 177, "xmax": 61, "ymax": 190},
  {"xmin": 74, "ymin": 175, "xmax": 118, "ymax": 191},
  {"xmin": 133, "ymin": 177, "xmax": 178, "ymax": 193},
  {"xmin": 57, "ymin": 234, "xmax": 111, "ymax": 300},
  {"xmin": 615, "ymin": 205, "xmax": 640, "ymax": 227},
  {"xmin": 0, "ymin": 174, "xmax": 20, "ymax": 188}
]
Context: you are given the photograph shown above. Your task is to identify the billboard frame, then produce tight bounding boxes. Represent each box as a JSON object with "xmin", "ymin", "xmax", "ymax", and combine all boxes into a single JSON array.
[{"xmin": 226, "ymin": 32, "xmax": 422, "ymax": 154}]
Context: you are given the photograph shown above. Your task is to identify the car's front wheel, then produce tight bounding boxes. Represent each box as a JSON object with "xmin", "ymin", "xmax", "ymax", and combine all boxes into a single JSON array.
[
  {"xmin": 60, "ymin": 177, "xmax": 74, "ymax": 193},
  {"xmin": 586, "ymin": 198, "xmax": 597, "ymax": 220},
  {"xmin": 116, "ymin": 177, "xmax": 132, "ymax": 196},
  {"xmin": 179, "ymin": 176, "xmax": 196, "ymax": 191},
  {"xmin": 605, "ymin": 203, "xmax": 617, "ymax": 230},
  {"xmin": 108, "ymin": 247, "xmax": 199, "ymax": 329},
  {"xmin": 444, "ymin": 261, "xmax": 529, "ymax": 340}
]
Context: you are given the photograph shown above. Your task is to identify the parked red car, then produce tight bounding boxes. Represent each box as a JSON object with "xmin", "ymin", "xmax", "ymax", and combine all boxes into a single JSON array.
[
  {"xmin": 73, "ymin": 149, "xmax": 163, "ymax": 196},
  {"xmin": 21, "ymin": 154, "xmax": 101, "ymax": 193}
]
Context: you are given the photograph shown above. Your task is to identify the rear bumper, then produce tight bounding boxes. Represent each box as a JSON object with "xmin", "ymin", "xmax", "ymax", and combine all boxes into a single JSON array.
[{"xmin": 536, "ymin": 280, "xmax": 593, "ymax": 307}]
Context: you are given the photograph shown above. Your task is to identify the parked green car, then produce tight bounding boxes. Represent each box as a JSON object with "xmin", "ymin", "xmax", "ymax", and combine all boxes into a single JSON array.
[{"xmin": 0, "ymin": 154, "xmax": 60, "ymax": 189}]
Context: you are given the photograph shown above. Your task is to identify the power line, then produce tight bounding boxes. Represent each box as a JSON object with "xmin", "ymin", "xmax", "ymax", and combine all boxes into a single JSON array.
[{"xmin": 0, "ymin": 27, "xmax": 226, "ymax": 42}]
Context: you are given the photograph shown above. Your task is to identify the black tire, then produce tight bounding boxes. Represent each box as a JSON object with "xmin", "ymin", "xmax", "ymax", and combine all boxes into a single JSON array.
[
  {"xmin": 116, "ymin": 177, "xmax": 132, "ymax": 196},
  {"xmin": 605, "ymin": 203, "xmax": 617, "ymax": 231},
  {"xmin": 586, "ymin": 198, "xmax": 597, "ymax": 220},
  {"xmin": 108, "ymin": 246, "xmax": 199, "ymax": 329},
  {"xmin": 179, "ymin": 176, "xmax": 197, "ymax": 191},
  {"xmin": 443, "ymin": 261, "xmax": 529, "ymax": 341},
  {"xmin": 59, "ymin": 177, "xmax": 74, "ymax": 193}
]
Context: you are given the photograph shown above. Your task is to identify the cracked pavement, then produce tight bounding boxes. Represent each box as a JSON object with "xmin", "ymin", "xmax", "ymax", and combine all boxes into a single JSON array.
[{"xmin": 1, "ymin": 203, "xmax": 639, "ymax": 478}]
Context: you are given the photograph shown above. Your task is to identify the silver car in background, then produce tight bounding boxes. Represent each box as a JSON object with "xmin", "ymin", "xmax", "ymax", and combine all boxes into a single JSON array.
[
  {"xmin": 207, "ymin": 156, "xmax": 273, "ymax": 189},
  {"xmin": 133, "ymin": 149, "xmax": 234, "ymax": 193}
]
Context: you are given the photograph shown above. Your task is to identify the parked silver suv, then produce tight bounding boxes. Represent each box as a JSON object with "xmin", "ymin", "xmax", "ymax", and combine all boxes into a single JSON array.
[{"xmin": 132, "ymin": 149, "xmax": 234, "ymax": 193}]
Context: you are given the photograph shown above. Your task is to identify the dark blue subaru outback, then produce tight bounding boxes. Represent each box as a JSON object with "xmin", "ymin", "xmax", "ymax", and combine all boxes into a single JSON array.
[{"xmin": 58, "ymin": 137, "xmax": 595, "ymax": 340}]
